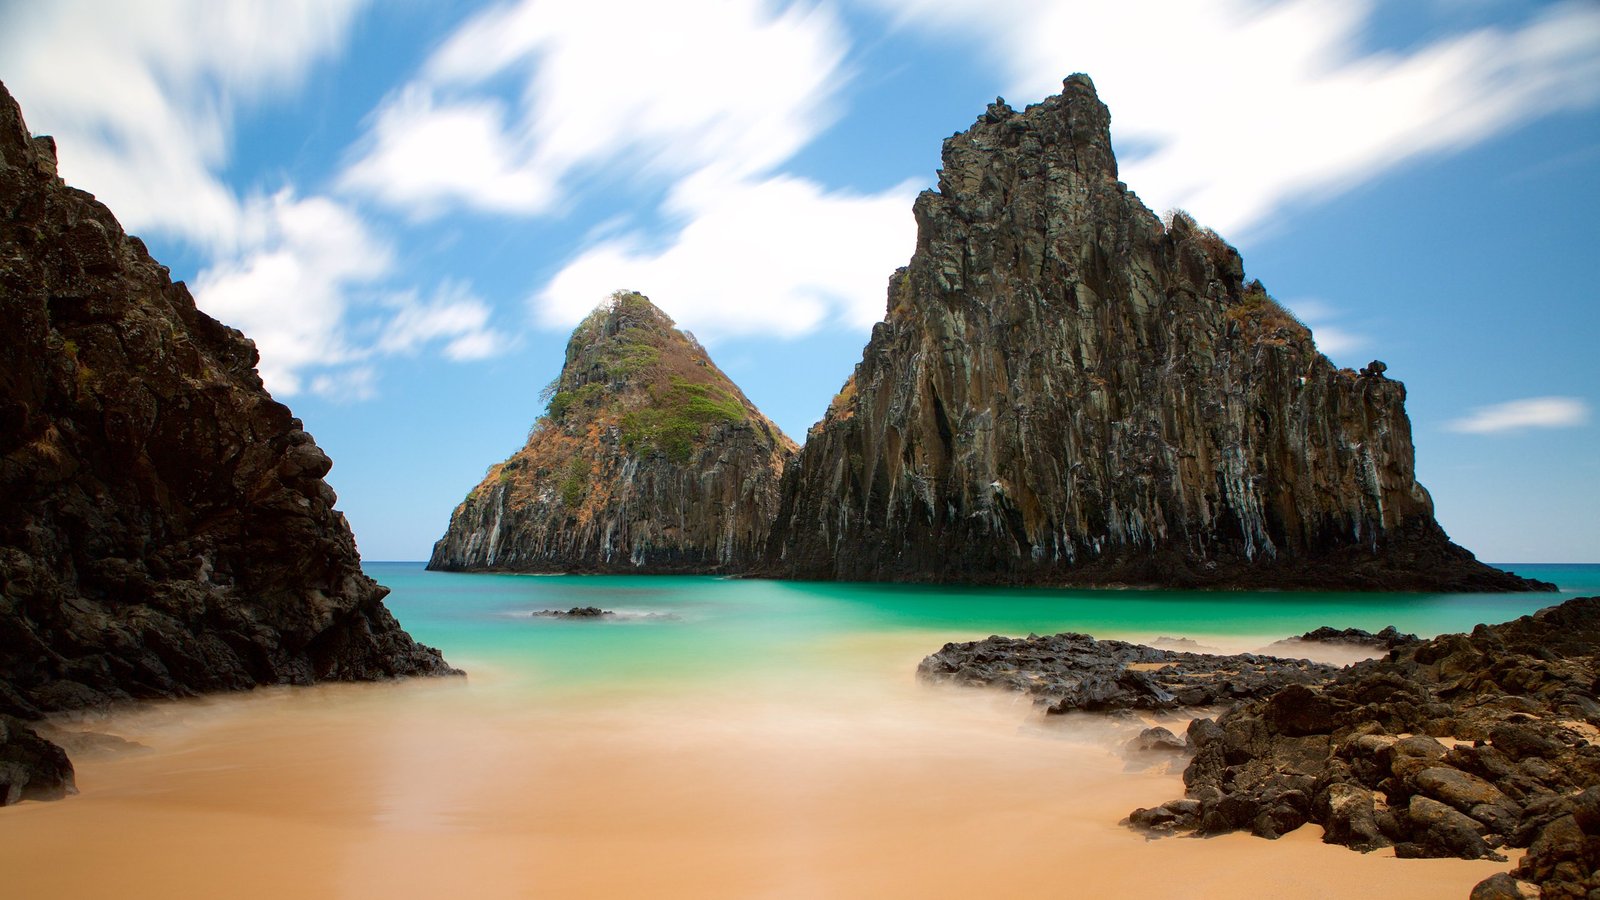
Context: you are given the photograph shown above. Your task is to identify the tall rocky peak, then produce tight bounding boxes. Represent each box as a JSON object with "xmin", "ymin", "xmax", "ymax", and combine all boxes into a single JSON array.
[
  {"xmin": 0, "ymin": 82, "xmax": 457, "ymax": 802},
  {"xmin": 429, "ymin": 291, "xmax": 796, "ymax": 573},
  {"xmin": 766, "ymin": 75, "xmax": 1546, "ymax": 592}
]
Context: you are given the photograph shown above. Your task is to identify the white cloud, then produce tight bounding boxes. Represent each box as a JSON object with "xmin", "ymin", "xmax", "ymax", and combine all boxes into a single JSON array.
[
  {"xmin": 193, "ymin": 191, "xmax": 391, "ymax": 396},
  {"xmin": 857, "ymin": 0, "xmax": 1600, "ymax": 237},
  {"xmin": 193, "ymin": 194, "xmax": 512, "ymax": 399},
  {"xmin": 341, "ymin": 0, "xmax": 848, "ymax": 216},
  {"xmin": 1284, "ymin": 298, "xmax": 1368, "ymax": 360},
  {"xmin": 310, "ymin": 367, "xmax": 379, "ymax": 404},
  {"xmin": 0, "ymin": 0, "xmax": 368, "ymax": 249},
  {"xmin": 1447, "ymin": 397, "xmax": 1590, "ymax": 434},
  {"xmin": 535, "ymin": 173, "xmax": 919, "ymax": 338},
  {"xmin": 339, "ymin": 87, "xmax": 555, "ymax": 217},
  {"xmin": 379, "ymin": 282, "xmax": 513, "ymax": 362}
]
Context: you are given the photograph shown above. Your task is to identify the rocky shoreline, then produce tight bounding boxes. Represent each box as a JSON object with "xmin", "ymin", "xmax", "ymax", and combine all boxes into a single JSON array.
[
  {"xmin": 919, "ymin": 597, "xmax": 1600, "ymax": 898},
  {"xmin": 0, "ymin": 81, "xmax": 458, "ymax": 806}
]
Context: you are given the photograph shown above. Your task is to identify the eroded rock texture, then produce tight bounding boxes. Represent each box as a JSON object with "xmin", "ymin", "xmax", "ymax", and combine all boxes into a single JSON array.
[
  {"xmin": 765, "ymin": 75, "xmax": 1546, "ymax": 591},
  {"xmin": 0, "ymin": 81, "xmax": 458, "ymax": 801},
  {"xmin": 1126, "ymin": 597, "xmax": 1600, "ymax": 899},
  {"xmin": 429, "ymin": 292, "xmax": 795, "ymax": 573}
]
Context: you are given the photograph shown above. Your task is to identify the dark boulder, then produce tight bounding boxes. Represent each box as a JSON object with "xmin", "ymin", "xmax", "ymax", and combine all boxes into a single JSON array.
[{"xmin": 0, "ymin": 715, "xmax": 74, "ymax": 805}]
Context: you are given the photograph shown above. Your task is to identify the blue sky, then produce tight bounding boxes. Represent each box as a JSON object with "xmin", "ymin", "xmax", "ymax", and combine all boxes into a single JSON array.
[{"xmin": 2, "ymin": 0, "xmax": 1596, "ymax": 563}]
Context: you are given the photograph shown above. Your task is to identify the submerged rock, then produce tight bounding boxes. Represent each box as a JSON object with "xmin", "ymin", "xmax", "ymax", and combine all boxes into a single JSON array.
[
  {"xmin": 763, "ymin": 74, "xmax": 1549, "ymax": 592},
  {"xmin": 429, "ymin": 291, "xmax": 795, "ymax": 574},
  {"xmin": 532, "ymin": 607, "xmax": 613, "ymax": 619},
  {"xmin": 0, "ymin": 80, "xmax": 458, "ymax": 802}
]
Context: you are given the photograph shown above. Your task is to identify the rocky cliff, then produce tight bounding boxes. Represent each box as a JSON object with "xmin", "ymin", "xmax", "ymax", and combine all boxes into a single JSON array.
[
  {"xmin": 428, "ymin": 292, "xmax": 795, "ymax": 573},
  {"xmin": 0, "ymin": 82, "xmax": 457, "ymax": 801},
  {"xmin": 764, "ymin": 75, "xmax": 1546, "ymax": 592}
]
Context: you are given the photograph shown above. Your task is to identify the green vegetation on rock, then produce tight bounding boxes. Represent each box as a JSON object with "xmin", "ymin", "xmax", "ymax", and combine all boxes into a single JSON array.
[{"xmin": 622, "ymin": 376, "xmax": 746, "ymax": 463}]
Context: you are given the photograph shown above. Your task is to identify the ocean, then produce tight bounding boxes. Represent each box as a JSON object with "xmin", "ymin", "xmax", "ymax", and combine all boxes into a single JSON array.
[
  {"xmin": 375, "ymin": 561, "xmax": 1600, "ymax": 692},
  {"xmin": 4, "ymin": 564, "xmax": 1591, "ymax": 898}
]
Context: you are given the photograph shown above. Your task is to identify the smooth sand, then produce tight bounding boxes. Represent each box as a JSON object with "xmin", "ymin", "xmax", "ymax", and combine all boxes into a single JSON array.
[{"xmin": 0, "ymin": 634, "xmax": 1512, "ymax": 898}]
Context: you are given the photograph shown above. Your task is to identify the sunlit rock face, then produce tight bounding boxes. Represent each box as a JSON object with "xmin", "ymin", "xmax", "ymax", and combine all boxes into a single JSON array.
[
  {"xmin": 764, "ymin": 75, "xmax": 1547, "ymax": 592},
  {"xmin": 429, "ymin": 292, "xmax": 795, "ymax": 574},
  {"xmin": 0, "ymin": 80, "xmax": 458, "ymax": 738}
]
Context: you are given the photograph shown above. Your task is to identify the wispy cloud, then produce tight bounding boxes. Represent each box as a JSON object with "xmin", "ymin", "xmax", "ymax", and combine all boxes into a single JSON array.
[
  {"xmin": 860, "ymin": 0, "xmax": 1600, "ymax": 237},
  {"xmin": 535, "ymin": 172, "xmax": 920, "ymax": 337},
  {"xmin": 0, "ymin": 0, "xmax": 369, "ymax": 250},
  {"xmin": 1284, "ymin": 298, "xmax": 1368, "ymax": 361},
  {"xmin": 195, "ymin": 195, "xmax": 511, "ymax": 398},
  {"xmin": 341, "ymin": 0, "xmax": 848, "ymax": 217},
  {"xmin": 1447, "ymin": 396, "xmax": 1590, "ymax": 434},
  {"xmin": 1, "ymin": 0, "xmax": 514, "ymax": 402}
]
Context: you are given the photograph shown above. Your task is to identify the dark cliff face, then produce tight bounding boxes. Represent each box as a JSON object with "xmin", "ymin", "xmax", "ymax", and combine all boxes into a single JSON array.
[
  {"xmin": 428, "ymin": 292, "xmax": 795, "ymax": 573},
  {"xmin": 765, "ymin": 76, "xmax": 1545, "ymax": 592},
  {"xmin": 0, "ymin": 80, "xmax": 457, "ymax": 748}
]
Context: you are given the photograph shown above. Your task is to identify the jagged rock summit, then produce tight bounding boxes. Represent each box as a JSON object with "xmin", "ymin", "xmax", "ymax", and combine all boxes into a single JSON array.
[
  {"xmin": 764, "ymin": 75, "xmax": 1546, "ymax": 592},
  {"xmin": 0, "ymin": 81, "xmax": 457, "ymax": 802},
  {"xmin": 429, "ymin": 291, "xmax": 795, "ymax": 573}
]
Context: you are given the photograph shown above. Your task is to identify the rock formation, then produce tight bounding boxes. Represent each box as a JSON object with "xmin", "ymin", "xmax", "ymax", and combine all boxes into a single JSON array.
[
  {"xmin": 429, "ymin": 291, "xmax": 795, "ymax": 573},
  {"xmin": 1123, "ymin": 596, "xmax": 1600, "ymax": 898},
  {"xmin": 0, "ymin": 81, "xmax": 457, "ymax": 802},
  {"xmin": 764, "ymin": 75, "xmax": 1547, "ymax": 591},
  {"xmin": 918, "ymin": 632, "xmax": 1340, "ymax": 713}
]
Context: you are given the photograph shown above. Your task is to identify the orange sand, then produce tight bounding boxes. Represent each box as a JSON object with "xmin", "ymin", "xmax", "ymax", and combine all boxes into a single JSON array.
[{"xmin": 0, "ymin": 636, "xmax": 1512, "ymax": 898}]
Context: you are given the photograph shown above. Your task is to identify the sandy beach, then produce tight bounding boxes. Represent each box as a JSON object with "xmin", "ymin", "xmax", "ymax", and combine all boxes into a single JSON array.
[{"xmin": 0, "ymin": 635, "xmax": 1514, "ymax": 899}]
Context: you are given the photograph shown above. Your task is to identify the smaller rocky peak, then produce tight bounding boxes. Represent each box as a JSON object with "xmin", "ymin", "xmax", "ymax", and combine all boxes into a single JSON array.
[{"xmin": 541, "ymin": 290, "xmax": 787, "ymax": 461}]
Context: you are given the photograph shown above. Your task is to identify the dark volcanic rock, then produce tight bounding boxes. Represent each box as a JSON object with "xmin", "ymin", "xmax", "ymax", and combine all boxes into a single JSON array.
[
  {"xmin": 0, "ymin": 80, "xmax": 458, "ymax": 801},
  {"xmin": 1128, "ymin": 596, "xmax": 1600, "ymax": 898},
  {"xmin": 1290, "ymin": 625, "xmax": 1420, "ymax": 649},
  {"xmin": 917, "ymin": 632, "xmax": 1338, "ymax": 713},
  {"xmin": 430, "ymin": 291, "xmax": 794, "ymax": 574},
  {"xmin": 763, "ymin": 75, "xmax": 1549, "ymax": 593},
  {"xmin": 0, "ymin": 715, "xmax": 74, "ymax": 804},
  {"xmin": 1128, "ymin": 725, "xmax": 1188, "ymax": 753},
  {"xmin": 533, "ymin": 607, "xmax": 613, "ymax": 619}
]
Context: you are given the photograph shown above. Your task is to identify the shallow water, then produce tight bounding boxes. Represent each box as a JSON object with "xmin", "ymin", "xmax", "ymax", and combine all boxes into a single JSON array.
[{"xmin": 1, "ymin": 563, "xmax": 1591, "ymax": 898}]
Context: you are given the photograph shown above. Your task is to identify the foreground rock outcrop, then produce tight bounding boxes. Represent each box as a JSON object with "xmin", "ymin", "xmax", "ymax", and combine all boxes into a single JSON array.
[
  {"xmin": 0, "ymin": 81, "xmax": 457, "ymax": 802},
  {"xmin": 918, "ymin": 632, "xmax": 1339, "ymax": 714},
  {"xmin": 1126, "ymin": 597, "xmax": 1600, "ymax": 898},
  {"xmin": 764, "ymin": 75, "xmax": 1547, "ymax": 592},
  {"xmin": 430, "ymin": 292, "xmax": 795, "ymax": 573}
]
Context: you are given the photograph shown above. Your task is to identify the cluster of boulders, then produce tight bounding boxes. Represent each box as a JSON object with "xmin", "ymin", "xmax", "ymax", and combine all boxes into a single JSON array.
[
  {"xmin": 922, "ymin": 598, "xmax": 1600, "ymax": 897},
  {"xmin": 1126, "ymin": 597, "xmax": 1600, "ymax": 898}
]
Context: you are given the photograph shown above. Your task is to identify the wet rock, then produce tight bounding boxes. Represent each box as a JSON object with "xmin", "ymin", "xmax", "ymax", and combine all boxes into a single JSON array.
[
  {"xmin": 1289, "ymin": 625, "xmax": 1419, "ymax": 649},
  {"xmin": 1126, "ymin": 596, "xmax": 1600, "ymax": 894},
  {"xmin": 0, "ymin": 715, "xmax": 74, "ymax": 805},
  {"xmin": 916, "ymin": 632, "xmax": 1338, "ymax": 714},
  {"xmin": 533, "ymin": 607, "xmax": 614, "ymax": 619},
  {"xmin": 1128, "ymin": 726, "xmax": 1187, "ymax": 753},
  {"xmin": 430, "ymin": 292, "xmax": 794, "ymax": 574},
  {"xmin": 761, "ymin": 74, "xmax": 1551, "ymax": 594}
]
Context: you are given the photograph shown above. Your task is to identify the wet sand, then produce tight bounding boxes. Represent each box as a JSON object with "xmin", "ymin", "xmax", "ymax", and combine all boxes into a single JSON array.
[{"xmin": 0, "ymin": 636, "xmax": 1511, "ymax": 898}]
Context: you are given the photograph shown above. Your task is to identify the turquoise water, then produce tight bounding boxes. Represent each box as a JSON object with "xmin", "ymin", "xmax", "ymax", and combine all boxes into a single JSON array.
[{"xmin": 372, "ymin": 562, "xmax": 1600, "ymax": 690}]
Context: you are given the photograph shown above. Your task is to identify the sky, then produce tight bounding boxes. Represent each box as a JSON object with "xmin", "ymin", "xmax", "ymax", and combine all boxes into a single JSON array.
[{"xmin": 1, "ymin": 0, "xmax": 1596, "ymax": 563}]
